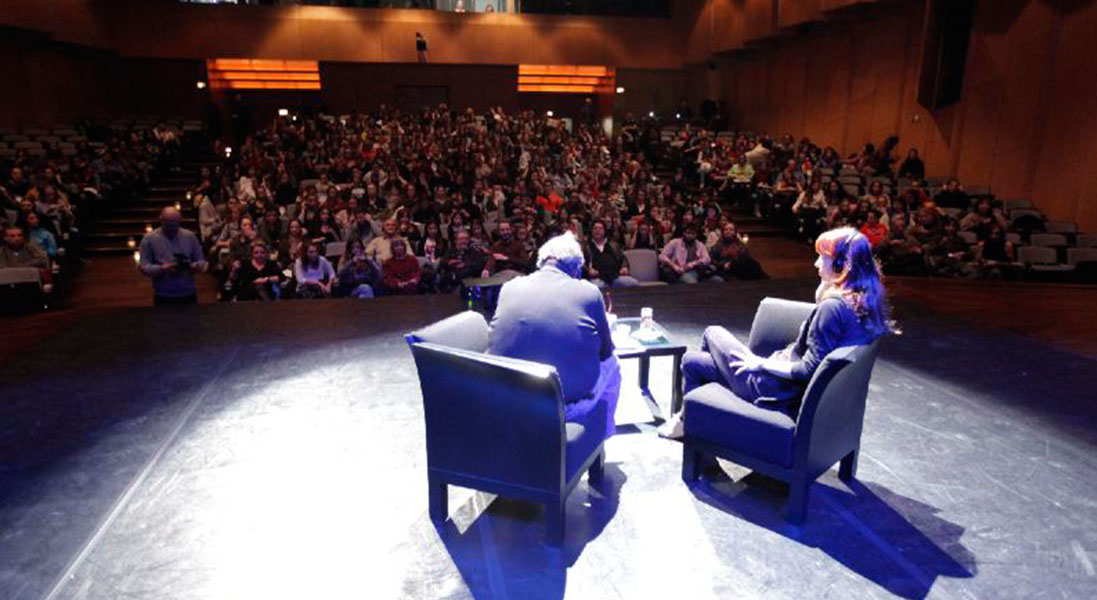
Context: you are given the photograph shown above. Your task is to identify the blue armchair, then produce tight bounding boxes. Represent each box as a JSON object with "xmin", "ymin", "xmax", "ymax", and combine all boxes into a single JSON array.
[
  {"xmin": 406, "ymin": 311, "xmax": 608, "ymax": 545},
  {"xmin": 681, "ymin": 297, "xmax": 882, "ymax": 523}
]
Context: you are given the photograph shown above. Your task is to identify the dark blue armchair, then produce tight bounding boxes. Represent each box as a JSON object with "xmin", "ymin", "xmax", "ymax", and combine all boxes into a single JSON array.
[
  {"xmin": 681, "ymin": 297, "xmax": 882, "ymax": 523},
  {"xmin": 406, "ymin": 311, "xmax": 608, "ymax": 545}
]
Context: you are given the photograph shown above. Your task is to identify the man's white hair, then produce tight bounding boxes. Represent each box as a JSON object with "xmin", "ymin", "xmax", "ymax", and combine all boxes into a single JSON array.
[{"xmin": 537, "ymin": 231, "xmax": 585, "ymax": 272}]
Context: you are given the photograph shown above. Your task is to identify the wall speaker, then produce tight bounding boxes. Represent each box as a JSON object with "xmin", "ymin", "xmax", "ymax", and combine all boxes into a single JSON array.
[{"xmin": 917, "ymin": 0, "xmax": 976, "ymax": 111}]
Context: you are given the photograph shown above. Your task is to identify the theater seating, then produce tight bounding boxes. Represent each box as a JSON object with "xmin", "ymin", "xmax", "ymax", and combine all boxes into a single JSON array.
[
  {"xmin": 405, "ymin": 311, "xmax": 608, "ymax": 545},
  {"xmin": 680, "ymin": 298, "xmax": 882, "ymax": 523}
]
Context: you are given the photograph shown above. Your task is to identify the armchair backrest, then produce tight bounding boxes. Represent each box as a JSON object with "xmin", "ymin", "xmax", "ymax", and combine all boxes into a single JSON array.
[
  {"xmin": 747, "ymin": 297, "xmax": 815, "ymax": 357},
  {"xmin": 405, "ymin": 310, "xmax": 489, "ymax": 352},
  {"xmin": 408, "ymin": 342, "xmax": 567, "ymax": 494},
  {"xmin": 791, "ymin": 339, "xmax": 882, "ymax": 476}
]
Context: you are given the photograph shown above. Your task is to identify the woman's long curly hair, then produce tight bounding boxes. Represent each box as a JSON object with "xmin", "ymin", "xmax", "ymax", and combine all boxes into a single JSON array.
[{"xmin": 815, "ymin": 227, "xmax": 891, "ymax": 335}]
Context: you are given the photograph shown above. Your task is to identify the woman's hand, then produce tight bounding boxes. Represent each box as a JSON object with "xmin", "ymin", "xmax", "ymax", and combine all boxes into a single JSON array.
[{"xmin": 730, "ymin": 355, "xmax": 766, "ymax": 377}]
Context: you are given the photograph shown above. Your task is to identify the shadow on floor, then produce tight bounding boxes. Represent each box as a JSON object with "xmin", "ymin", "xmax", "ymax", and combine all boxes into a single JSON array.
[
  {"xmin": 690, "ymin": 469, "xmax": 975, "ymax": 600},
  {"xmin": 428, "ymin": 462, "xmax": 627, "ymax": 600}
]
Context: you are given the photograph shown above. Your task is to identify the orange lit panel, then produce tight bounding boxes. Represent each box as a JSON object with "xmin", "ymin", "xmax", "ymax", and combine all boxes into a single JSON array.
[
  {"xmin": 519, "ymin": 65, "xmax": 614, "ymax": 77},
  {"xmin": 517, "ymin": 65, "xmax": 615, "ymax": 95},
  {"xmin": 206, "ymin": 58, "xmax": 321, "ymax": 91}
]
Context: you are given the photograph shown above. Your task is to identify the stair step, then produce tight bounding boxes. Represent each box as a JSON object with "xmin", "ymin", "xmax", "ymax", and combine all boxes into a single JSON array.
[{"xmin": 85, "ymin": 245, "xmax": 141, "ymax": 256}]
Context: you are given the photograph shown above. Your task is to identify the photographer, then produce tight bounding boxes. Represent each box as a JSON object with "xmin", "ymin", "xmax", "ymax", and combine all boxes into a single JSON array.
[{"xmin": 138, "ymin": 206, "xmax": 208, "ymax": 306}]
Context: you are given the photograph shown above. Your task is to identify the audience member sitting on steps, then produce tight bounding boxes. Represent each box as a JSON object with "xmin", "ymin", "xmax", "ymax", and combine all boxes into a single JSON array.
[
  {"xmin": 382, "ymin": 238, "xmax": 422, "ymax": 295},
  {"xmin": 294, "ymin": 241, "xmax": 335, "ymax": 299},
  {"xmin": 235, "ymin": 242, "xmax": 284, "ymax": 301},
  {"xmin": 659, "ymin": 223, "xmax": 722, "ymax": 284},
  {"xmin": 708, "ymin": 221, "xmax": 767, "ymax": 281},
  {"xmin": 336, "ymin": 238, "xmax": 381, "ymax": 299}
]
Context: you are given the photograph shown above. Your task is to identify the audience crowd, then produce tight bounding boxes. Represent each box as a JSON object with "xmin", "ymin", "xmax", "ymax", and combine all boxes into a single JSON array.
[
  {"xmin": 192, "ymin": 105, "xmax": 769, "ymax": 301},
  {"xmin": 677, "ymin": 128, "xmax": 1079, "ymax": 280}
]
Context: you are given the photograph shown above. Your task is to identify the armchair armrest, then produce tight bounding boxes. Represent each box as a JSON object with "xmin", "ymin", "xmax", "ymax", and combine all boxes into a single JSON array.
[{"xmin": 747, "ymin": 297, "xmax": 815, "ymax": 357}]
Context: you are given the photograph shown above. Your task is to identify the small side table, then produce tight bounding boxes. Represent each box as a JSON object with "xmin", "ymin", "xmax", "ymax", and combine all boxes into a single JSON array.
[{"xmin": 612, "ymin": 317, "xmax": 688, "ymax": 421}]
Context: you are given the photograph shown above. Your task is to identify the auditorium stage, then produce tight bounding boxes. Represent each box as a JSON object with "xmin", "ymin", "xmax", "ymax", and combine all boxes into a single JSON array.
[{"xmin": 1, "ymin": 280, "xmax": 1095, "ymax": 600}]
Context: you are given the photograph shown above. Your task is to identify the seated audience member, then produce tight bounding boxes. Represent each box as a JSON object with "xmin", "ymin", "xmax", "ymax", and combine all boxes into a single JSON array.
[
  {"xmin": 899, "ymin": 181, "xmax": 930, "ymax": 212},
  {"xmin": 906, "ymin": 205, "xmax": 944, "ymax": 249},
  {"xmin": 584, "ymin": 220, "xmax": 639, "ymax": 288},
  {"xmin": 488, "ymin": 220, "xmax": 532, "ymax": 274},
  {"xmin": 862, "ymin": 180, "xmax": 891, "ymax": 213},
  {"xmin": 258, "ymin": 208, "xmax": 286, "ymax": 249},
  {"xmin": 294, "ymin": 241, "xmax": 335, "ymax": 299},
  {"xmin": 336, "ymin": 238, "xmax": 381, "ymax": 299},
  {"xmin": 347, "ymin": 210, "xmax": 377, "ymax": 245},
  {"xmin": 897, "ymin": 148, "xmax": 925, "ymax": 181},
  {"xmin": 859, "ymin": 209, "xmax": 889, "ymax": 248},
  {"xmin": 2, "ymin": 225, "xmax": 49, "ymax": 269},
  {"xmin": 280, "ymin": 219, "xmax": 308, "ymax": 265},
  {"xmin": 365, "ymin": 219, "xmax": 405, "ymax": 264},
  {"xmin": 708, "ymin": 221, "xmax": 767, "ymax": 281},
  {"xmin": 196, "ymin": 193, "xmax": 221, "ymax": 243},
  {"xmin": 627, "ymin": 220, "xmax": 660, "ymax": 250},
  {"xmin": 235, "ymin": 242, "xmax": 284, "ymax": 301},
  {"xmin": 876, "ymin": 212, "xmax": 927, "ymax": 276},
  {"xmin": 417, "ymin": 221, "xmax": 448, "ymax": 261},
  {"xmin": 382, "ymin": 238, "xmax": 422, "ymax": 295},
  {"xmin": 23, "ymin": 212, "xmax": 58, "ymax": 261},
  {"xmin": 976, "ymin": 224, "xmax": 1018, "ymax": 279},
  {"xmin": 397, "ymin": 217, "xmax": 422, "ymax": 247},
  {"xmin": 927, "ymin": 218, "xmax": 975, "ymax": 278},
  {"xmin": 660, "ymin": 228, "xmax": 889, "ymax": 438},
  {"xmin": 934, "ymin": 179, "xmax": 970, "ymax": 211},
  {"xmin": 791, "ymin": 179, "xmax": 827, "ymax": 240},
  {"xmin": 437, "ymin": 229, "xmax": 492, "ymax": 293},
  {"xmin": 488, "ymin": 232, "xmax": 621, "ymax": 439},
  {"xmin": 659, "ymin": 224, "xmax": 722, "ymax": 284},
  {"xmin": 959, "ymin": 197, "xmax": 1007, "ymax": 241}
]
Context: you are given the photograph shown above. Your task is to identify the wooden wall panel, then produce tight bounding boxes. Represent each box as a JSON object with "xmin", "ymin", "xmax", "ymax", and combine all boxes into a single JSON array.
[{"xmin": 778, "ymin": 0, "xmax": 823, "ymax": 29}]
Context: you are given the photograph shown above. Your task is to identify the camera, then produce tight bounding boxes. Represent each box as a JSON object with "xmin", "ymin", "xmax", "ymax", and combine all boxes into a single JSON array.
[{"xmin": 174, "ymin": 253, "xmax": 190, "ymax": 272}]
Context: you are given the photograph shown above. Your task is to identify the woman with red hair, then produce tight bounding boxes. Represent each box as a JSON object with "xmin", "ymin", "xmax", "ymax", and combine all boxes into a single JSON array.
[{"xmin": 661, "ymin": 227, "xmax": 890, "ymax": 438}]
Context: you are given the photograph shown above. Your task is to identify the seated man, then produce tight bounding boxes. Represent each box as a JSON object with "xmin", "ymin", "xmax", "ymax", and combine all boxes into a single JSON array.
[
  {"xmin": 488, "ymin": 232, "xmax": 621, "ymax": 439},
  {"xmin": 437, "ymin": 229, "xmax": 493, "ymax": 293},
  {"xmin": 488, "ymin": 220, "xmax": 531, "ymax": 275},
  {"xmin": 1, "ymin": 225, "xmax": 49, "ymax": 270},
  {"xmin": 382, "ymin": 238, "xmax": 422, "ymax": 295},
  {"xmin": 365, "ymin": 219, "xmax": 405, "ymax": 264},
  {"xmin": 584, "ymin": 220, "xmax": 639, "ymax": 288},
  {"xmin": 659, "ymin": 223, "xmax": 723, "ymax": 284}
]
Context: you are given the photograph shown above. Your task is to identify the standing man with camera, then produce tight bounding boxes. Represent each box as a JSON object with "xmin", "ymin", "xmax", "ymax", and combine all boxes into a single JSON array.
[{"xmin": 139, "ymin": 206, "xmax": 207, "ymax": 306}]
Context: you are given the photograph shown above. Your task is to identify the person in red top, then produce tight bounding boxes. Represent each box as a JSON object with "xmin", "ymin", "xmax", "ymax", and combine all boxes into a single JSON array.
[
  {"xmin": 860, "ymin": 209, "xmax": 888, "ymax": 248},
  {"xmin": 536, "ymin": 192, "xmax": 564, "ymax": 214},
  {"xmin": 382, "ymin": 238, "xmax": 421, "ymax": 295}
]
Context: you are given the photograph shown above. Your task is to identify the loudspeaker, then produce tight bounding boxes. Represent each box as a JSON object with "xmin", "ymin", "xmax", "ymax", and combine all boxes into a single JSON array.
[{"xmin": 917, "ymin": 0, "xmax": 976, "ymax": 111}]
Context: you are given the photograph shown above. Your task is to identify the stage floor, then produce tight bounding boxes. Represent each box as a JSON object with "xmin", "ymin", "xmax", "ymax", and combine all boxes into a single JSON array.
[{"xmin": 1, "ymin": 279, "xmax": 1095, "ymax": 600}]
